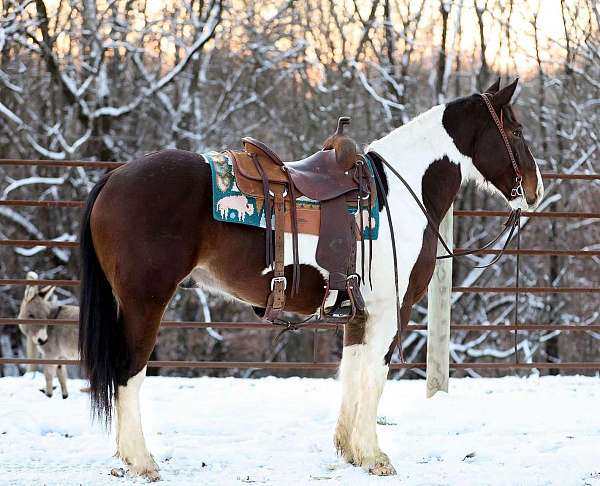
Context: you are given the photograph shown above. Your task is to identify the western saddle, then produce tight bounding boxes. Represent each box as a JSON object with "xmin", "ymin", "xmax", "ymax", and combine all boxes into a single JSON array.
[{"xmin": 228, "ymin": 117, "xmax": 375, "ymax": 323}]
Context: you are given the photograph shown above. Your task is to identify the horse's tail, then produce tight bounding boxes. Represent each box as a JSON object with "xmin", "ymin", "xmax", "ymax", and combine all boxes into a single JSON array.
[{"xmin": 79, "ymin": 173, "xmax": 129, "ymax": 426}]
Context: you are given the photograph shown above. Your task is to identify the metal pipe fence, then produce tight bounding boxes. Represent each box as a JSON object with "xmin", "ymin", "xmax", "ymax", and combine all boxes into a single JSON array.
[{"xmin": 0, "ymin": 159, "xmax": 599, "ymax": 373}]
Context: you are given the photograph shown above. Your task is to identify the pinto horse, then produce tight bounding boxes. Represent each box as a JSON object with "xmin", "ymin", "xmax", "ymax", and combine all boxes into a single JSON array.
[{"xmin": 79, "ymin": 79, "xmax": 543, "ymax": 479}]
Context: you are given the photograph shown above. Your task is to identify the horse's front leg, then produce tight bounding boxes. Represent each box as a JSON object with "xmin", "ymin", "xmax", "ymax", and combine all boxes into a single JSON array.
[{"xmin": 334, "ymin": 311, "xmax": 397, "ymax": 476}]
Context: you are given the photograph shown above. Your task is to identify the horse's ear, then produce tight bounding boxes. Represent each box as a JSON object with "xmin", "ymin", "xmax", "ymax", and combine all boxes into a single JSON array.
[
  {"xmin": 39, "ymin": 285, "xmax": 56, "ymax": 301},
  {"xmin": 492, "ymin": 78, "xmax": 518, "ymax": 109},
  {"xmin": 484, "ymin": 78, "xmax": 501, "ymax": 94}
]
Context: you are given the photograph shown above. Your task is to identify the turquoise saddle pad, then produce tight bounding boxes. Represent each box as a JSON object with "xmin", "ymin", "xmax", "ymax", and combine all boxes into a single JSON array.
[{"xmin": 203, "ymin": 151, "xmax": 379, "ymax": 240}]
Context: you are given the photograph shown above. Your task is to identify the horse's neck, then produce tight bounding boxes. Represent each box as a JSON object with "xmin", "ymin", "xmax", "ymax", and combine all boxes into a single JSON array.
[{"xmin": 368, "ymin": 105, "xmax": 470, "ymax": 228}]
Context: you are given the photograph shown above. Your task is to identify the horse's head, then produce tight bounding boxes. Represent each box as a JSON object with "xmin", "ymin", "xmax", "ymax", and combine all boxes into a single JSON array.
[{"xmin": 448, "ymin": 78, "xmax": 544, "ymax": 210}]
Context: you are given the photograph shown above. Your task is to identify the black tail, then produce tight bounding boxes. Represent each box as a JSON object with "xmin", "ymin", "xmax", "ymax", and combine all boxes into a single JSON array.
[{"xmin": 79, "ymin": 174, "xmax": 130, "ymax": 426}]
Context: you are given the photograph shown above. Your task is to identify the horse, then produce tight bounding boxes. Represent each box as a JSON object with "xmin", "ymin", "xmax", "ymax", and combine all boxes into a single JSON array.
[
  {"xmin": 78, "ymin": 78, "xmax": 543, "ymax": 480},
  {"xmin": 18, "ymin": 272, "xmax": 79, "ymax": 398}
]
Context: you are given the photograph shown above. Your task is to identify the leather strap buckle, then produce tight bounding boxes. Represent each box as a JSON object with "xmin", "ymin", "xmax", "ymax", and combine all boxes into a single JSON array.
[
  {"xmin": 271, "ymin": 276, "xmax": 287, "ymax": 291},
  {"xmin": 346, "ymin": 273, "xmax": 360, "ymax": 287}
]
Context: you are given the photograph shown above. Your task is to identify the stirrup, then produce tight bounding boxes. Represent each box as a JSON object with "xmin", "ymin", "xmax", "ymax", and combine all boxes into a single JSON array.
[{"xmin": 319, "ymin": 274, "xmax": 364, "ymax": 324}]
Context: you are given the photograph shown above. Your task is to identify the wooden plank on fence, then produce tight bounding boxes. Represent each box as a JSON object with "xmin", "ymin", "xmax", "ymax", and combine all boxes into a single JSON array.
[{"xmin": 426, "ymin": 206, "xmax": 452, "ymax": 398}]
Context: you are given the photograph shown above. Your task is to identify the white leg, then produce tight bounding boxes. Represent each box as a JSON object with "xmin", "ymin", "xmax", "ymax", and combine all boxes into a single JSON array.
[
  {"xmin": 57, "ymin": 365, "xmax": 69, "ymax": 399},
  {"xmin": 335, "ymin": 314, "xmax": 397, "ymax": 475},
  {"xmin": 115, "ymin": 366, "xmax": 159, "ymax": 481},
  {"xmin": 334, "ymin": 345, "xmax": 361, "ymax": 463}
]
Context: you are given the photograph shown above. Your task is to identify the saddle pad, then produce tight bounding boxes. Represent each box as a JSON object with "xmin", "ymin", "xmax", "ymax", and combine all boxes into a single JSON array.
[{"xmin": 203, "ymin": 151, "xmax": 379, "ymax": 240}]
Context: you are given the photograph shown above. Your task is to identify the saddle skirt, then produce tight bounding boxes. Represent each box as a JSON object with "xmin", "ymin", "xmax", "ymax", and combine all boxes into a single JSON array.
[{"xmin": 203, "ymin": 150, "xmax": 380, "ymax": 240}]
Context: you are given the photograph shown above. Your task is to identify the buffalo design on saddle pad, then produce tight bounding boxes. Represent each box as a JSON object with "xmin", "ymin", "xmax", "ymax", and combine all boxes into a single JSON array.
[{"xmin": 204, "ymin": 118, "xmax": 379, "ymax": 323}]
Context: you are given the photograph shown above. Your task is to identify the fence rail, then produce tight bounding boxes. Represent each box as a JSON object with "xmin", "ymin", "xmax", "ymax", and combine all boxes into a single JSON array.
[
  {"xmin": 1, "ymin": 358, "xmax": 599, "ymax": 371},
  {"xmin": 0, "ymin": 317, "xmax": 600, "ymax": 332},
  {"xmin": 1, "ymin": 318, "xmax": 599, "ymax": 333},
  {"xmin": 2, "ymin": 278, "xmax": 598, "ymax": 295},
  {"xmin": 1, "ymin": 159, "xmax": 598, "ymax": 373}
]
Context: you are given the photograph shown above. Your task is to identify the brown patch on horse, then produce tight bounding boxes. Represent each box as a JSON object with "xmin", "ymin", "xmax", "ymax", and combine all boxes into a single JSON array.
[
  {"xmin": 343, "ymin": 311, "xmax": 368, "ymax": 346},
  {"xmin": 89, "ymin": 149, "xmax": 326, "ymax": 377},
  {"xmin": 384, "ymin": 157, "xmax": 461, "ymax": 364}
]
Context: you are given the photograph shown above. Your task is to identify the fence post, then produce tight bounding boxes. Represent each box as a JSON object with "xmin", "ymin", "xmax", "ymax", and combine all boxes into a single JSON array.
[{"xmin": 426, "ymin": 205, "xmax": 453, "ymax": 398}]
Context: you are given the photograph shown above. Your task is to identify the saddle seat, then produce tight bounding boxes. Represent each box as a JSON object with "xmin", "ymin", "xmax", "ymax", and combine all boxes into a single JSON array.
[{"xmin": 234, "ymin": 137, "xmax": 359, "ymax": 201}]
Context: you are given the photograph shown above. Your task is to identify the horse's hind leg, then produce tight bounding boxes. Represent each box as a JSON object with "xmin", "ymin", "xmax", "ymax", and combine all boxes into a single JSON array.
[
  {"xmin": 116, "ymin": 366, "xmax": 159, "ymax": 480},
  {"xmin": 114, "ymin": 305, "xmax": 165, "ymax": 481}
]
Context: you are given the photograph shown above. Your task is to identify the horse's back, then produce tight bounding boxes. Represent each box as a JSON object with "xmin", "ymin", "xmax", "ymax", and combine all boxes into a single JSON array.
[{"xmin": 99, "ymin": 149, "xmax": 210, "ymax": 210}]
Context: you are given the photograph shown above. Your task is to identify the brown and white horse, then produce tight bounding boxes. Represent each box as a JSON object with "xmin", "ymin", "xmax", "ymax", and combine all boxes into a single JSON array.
[{"xmin": 79, "ymin": 79, "xmax": 543, "ymax": 479}]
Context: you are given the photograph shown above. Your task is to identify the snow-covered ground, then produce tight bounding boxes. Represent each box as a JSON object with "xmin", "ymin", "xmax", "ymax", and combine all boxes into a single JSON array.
[{"xmin": 0, "ymin": 374, "xmax": 599, "ymax": 486}]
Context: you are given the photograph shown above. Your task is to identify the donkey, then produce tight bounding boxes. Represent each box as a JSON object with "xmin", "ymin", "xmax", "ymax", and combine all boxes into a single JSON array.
[
  {"xmin": 18, "ymin": 272, "xmax": 79, "ymax": 398},
  {"xmin": 78, "ymin": 79, "xmax": 543, "ymax": 480}
]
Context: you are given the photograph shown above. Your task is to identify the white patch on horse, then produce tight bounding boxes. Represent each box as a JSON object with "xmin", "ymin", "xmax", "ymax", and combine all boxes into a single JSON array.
[
  {"xmin": 116, "ymin": 366, "xmax": 159, "ymax": 480},
  {"xmin": 259, "ymin": 232, "xmax": 326, "ymax": 278}
]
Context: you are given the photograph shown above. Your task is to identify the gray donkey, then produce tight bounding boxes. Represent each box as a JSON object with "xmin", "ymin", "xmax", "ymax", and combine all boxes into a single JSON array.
[{"xmin": 18, "ymin": 272, "xmax": 79, "ymax": 398}]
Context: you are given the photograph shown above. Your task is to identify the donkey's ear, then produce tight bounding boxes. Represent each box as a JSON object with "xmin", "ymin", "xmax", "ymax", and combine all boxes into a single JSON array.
[
  {"xmin": 492, "ymin": 78, "xmax": 518, "ymax": 109},
  {"xmin": 484, "ymin": 78, "xmax": 501, "ymax": 94},
  {"xmin": 23, "ymin": 286, "xmax": 37, "ymax": 303},
  {"xmin": 39, "ymin": 285, "xmax": 56, "ymax": 301},
  {"xmin": 24, "ymin": 272, "xmax": 39, "ymax": 302}
]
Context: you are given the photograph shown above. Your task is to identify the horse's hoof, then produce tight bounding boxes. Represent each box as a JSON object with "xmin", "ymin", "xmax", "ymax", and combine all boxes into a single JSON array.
[
  {"xmin": 120, "ymin": 453, "xmax": 160, "ymax": 482},
  {"xmin": 126, "ymin": 465, "xmax": 161, "ymax": 482},
  {"xmin": 369, "ymin": 463, "xmax": 397, "ymax": 476},
  {"xmin": 143, "ymin": 469, "xmax": 161, "ymax": 482},
  {"xmin": 62, "ymin": 393, "xmax": 68, "ymax": 399}
]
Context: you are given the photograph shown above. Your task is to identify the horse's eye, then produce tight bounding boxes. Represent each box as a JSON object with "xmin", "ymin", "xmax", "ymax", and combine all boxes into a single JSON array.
[{"xmin": 512, "ymin": 129, "xmax": 522, "ymax": 137}]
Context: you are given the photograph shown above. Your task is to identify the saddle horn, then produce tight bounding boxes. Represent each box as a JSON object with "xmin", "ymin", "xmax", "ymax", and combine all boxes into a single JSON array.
[{"xmin": 335, "ymin": 117, "xmax": 351, "ymax": 135}]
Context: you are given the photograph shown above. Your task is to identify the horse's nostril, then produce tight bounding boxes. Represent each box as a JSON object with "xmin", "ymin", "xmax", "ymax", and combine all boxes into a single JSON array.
[{"xmin": 37, "ymin": 337, "xmax": 47, "ymax": 345}]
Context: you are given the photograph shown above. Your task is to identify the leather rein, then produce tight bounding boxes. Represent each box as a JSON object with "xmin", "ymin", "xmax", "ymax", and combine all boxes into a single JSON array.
[{"xmin": 366, "ymin": 92, "xmax": 527, "ymax": 358}]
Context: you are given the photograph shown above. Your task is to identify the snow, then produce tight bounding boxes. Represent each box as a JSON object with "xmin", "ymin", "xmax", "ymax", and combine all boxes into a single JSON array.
[{"xmin": 0, "ymin": 374, "xmax": 599, "ymax": 485}]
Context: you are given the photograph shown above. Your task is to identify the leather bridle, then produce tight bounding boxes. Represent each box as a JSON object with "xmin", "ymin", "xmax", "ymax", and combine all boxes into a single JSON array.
[{"xmin": 479, "ymin": 92, "xmax": 525, "ymax": 202}]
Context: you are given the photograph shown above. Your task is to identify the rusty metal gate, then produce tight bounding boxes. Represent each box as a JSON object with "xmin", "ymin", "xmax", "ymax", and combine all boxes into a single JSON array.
[{"xmin": 0, "ymin": 159, "xmax": 598, "ymax": 372}]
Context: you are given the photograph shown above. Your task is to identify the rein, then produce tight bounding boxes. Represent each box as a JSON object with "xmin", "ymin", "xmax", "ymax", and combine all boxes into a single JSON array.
[
  {"xmin": 366, "ymin": 92, "xmax": 527, "ymax": 360},
  {"xmin": 367, "ymin": 151, "xmax": 522, "ymax": 269}
]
